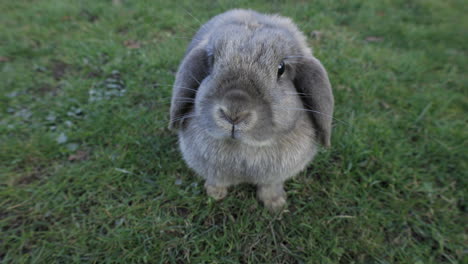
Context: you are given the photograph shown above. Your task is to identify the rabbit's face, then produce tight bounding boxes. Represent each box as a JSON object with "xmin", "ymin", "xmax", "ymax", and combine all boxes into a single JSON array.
[
  {"xmin": 170, "ymin": 13, "xmax": 333, "ymax": 147},
  {"xmin": 193, "ymin": 29, "xmax": 305, "ymax": 146}
]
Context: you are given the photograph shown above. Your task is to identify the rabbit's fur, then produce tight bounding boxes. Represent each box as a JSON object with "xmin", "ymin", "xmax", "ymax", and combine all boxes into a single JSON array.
[{"xmin": 169, "ymin": 9, "xmax": 334, "ymax": 211}]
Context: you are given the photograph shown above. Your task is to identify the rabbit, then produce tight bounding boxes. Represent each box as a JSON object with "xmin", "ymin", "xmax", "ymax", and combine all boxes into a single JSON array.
[{"xmin": 169, "ymin": 9, "xmax": 334, "ymax": 212}]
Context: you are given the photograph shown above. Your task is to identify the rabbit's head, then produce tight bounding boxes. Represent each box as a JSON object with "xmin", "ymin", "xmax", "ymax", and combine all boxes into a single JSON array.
[{"xmin": 170, "ymin": 11, "xmax": 334, "ymax": 147}]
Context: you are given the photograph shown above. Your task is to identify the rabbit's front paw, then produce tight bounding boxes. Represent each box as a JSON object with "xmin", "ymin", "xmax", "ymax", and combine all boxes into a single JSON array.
[
  {"xmin": 205, "ymin": 183, "xmax": 228, "ymax": 200},
  {"xmin": 262, "ymin": 195, "xmax": 286, "ymax": 213},
  {"xmin": 257, "ymin": 183, "xmax": 287, "ymax": 212}
]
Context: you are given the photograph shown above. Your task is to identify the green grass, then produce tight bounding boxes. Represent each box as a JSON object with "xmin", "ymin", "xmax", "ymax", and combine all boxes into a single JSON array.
[{"xmin": 1, "ymin": 0, "xmax": 466, "ymax": 263}]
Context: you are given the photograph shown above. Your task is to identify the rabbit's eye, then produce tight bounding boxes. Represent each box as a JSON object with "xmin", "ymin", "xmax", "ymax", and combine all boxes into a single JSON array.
[{"xmin": 277, "ymin": 61, "xmax": 285, "ymax": 77}]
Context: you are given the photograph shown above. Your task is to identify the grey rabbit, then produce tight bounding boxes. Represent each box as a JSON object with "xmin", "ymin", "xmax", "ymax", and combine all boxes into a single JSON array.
[{"xmin": 169, "ymin": 9, "xmax": 334, "ymax": 212}]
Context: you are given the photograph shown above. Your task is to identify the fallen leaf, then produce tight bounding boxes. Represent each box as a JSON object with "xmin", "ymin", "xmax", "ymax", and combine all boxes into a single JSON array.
[
  {"xmin": 124, "ymin": 40, "xmax": 141, "ymax": 49},
  {"xmin": 365, "ymin": 36, "xmax": 384, "ymax": 42},
  {"xmin": 0, "ymin": 56, "xmax": 11, "ymax": 62},
  {"xmin": 379, "ymin": 101, "xmax": 390, "ymax": 109},
  {"xmin": 68, "ymin": 150, "xmax": 89, "ymax": 161}
]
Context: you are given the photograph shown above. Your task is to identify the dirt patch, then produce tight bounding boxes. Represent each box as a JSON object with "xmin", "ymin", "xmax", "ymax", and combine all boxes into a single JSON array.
[
  {"xmin": 79, "ymin": 10, "xmax": 99, "ymax": 22},
  {"xmin": 116, "ymin": 25, "xmax": 129, "ymax": 34},
  {"xmin": 14, "ymin": 167, "xmax": 47, "ymax": 185},
  {"xmin": 34, "ymin": 83, "xmax": 60, "ymax": 96},
  {"xmin": 50, "ymin": 60, "xmax": 71, "ymax": 80},
  {"xmin": 175, "ymin": 207, "xmax": 191, "ymax": 217},
  {"xmin": 85, "ymin": 70, "xmax": 103, "ymax": 79}
]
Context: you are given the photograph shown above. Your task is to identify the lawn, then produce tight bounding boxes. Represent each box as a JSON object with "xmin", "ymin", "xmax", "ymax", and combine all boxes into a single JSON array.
[{"xmin": 1, "ymin": 0, "xmax": 466, "ymax": 263}]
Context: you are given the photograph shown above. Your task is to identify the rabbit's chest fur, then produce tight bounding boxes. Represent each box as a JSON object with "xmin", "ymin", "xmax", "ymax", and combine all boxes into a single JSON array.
[{"xmin": 179, "ymin": 113, "xmax": 317, "ymax": 185}]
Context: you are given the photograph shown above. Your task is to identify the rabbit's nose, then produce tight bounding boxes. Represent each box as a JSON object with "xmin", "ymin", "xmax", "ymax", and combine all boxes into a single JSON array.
[{"xmin": 218, "ymin": 107, "xmax": 250, "ymax": 125}]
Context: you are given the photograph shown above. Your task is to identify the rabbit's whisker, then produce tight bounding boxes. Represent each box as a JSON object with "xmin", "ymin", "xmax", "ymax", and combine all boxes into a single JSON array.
[
  {"xmin": 172, "ymin": 97, "xmax": 195, "ymax": 101},
  {"xmin": 154, "ymin": 84, "xmax": 199, "ymax": 94},
  {"xmin": 279, "ymin": 107, "xmax": 350, "ymax": 126},
  {"xmin": 151, "ymin": 101, "xmax": 190, "ymax": 106},
  {"xmin": 156, "ymin": 96, "xmax": 195, "ymax": 102},
  {"xmin": 184, "ymin": 8, "xmax": 203, "ymax": 25},
  {"xmin": 174, "ymin": 86, "xmax": 198, "ymax": 93},
  {"xmin": 188, "ymin": 72, "xmax": 201, "ymax": 85},
  {"xmin": 173, "ymin": 100, "xmax": 195, "ymax": 104},
  {"xmin": 170, "ymin": 113, "xmax": 199, "ymax": 124}
]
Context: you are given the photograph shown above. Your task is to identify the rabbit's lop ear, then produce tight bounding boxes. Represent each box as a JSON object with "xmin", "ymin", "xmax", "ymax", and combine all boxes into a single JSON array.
[
  {"xmin": 294, "ymin": 56, "xmax": 334, "ymax": 147},
  {"xmin": 169, "ymin": 48, "xmax": 209, "ymax": 130}
]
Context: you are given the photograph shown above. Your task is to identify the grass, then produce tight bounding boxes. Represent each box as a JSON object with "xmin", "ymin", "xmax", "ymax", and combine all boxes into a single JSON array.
[{"xmin": 0, "ymin": 0, "xmax": 466, "ymax": 263}]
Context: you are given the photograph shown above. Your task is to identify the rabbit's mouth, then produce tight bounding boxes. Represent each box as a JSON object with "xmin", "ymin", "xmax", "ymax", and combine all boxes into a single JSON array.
[{"xmin": 211, "ymin": 126, "xmax": 275, "ymax": 147}]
